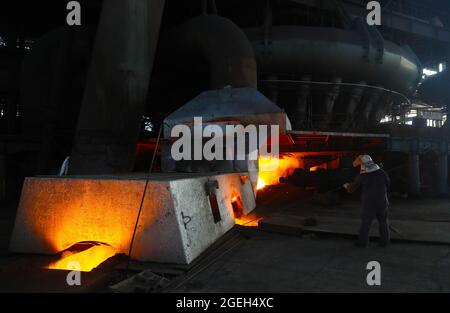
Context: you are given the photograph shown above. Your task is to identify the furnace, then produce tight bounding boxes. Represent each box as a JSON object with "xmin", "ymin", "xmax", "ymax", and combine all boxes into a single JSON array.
[{"xmin": 10, "ymin": 172, "xmax": 255, "ymax": 266}]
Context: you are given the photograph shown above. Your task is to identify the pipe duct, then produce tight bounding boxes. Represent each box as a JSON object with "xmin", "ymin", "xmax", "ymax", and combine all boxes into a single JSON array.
[{"xmin": 177, "ymin": 15, "xmax": 257, "ymax": 90}]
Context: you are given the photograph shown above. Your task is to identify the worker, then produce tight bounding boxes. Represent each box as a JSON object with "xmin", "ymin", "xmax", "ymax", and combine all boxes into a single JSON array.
[{"xmin": 343, "ymin": 155, "xmax": 391, "ymax": 247}]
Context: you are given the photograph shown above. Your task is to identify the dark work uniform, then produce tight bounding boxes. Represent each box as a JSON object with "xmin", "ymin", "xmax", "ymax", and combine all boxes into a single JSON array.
[{"xmin": 347, "ymin": 169, "xmax": 391, "ymax": 245}]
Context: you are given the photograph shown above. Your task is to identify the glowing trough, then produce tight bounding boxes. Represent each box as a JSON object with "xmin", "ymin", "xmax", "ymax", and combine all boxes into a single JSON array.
[
  {"xmin": 46, "ymin": 243, "xmax": 117, "ymax": 272},
  {"xmin": 10, "ymin": 172, "xmax": 255, "ymax": 265}
]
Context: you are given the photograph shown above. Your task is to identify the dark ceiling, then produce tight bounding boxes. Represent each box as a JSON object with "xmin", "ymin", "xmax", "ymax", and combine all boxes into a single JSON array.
[
  {"xmin": 2, "ymin": 1, "xmax": 450, "ymax": 40},
  {"xmin": 1, "ymin": 0, "xmax": 450, "ymax": 65},
  {"xmin": 0, "ymin": 1, "xmax": 102, "ymax": 43}
]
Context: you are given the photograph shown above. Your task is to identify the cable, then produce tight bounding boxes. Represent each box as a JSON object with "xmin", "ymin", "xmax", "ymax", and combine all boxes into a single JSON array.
[
  {"xmin": 125, "ymin": 123, "xmax": 164, "ymax": 274},
  {"xmin": 261, "ymin": 79, "xmax": 412, "ymax": 105}
]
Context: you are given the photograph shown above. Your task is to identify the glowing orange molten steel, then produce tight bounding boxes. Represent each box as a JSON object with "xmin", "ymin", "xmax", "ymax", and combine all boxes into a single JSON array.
[
  {"xmin": 256, "ymin": 178, "xmax": 267, "ymax": 190},
  {"xmin": 257, "ymin": 154, "xmax": 302, "ymax": 190},
  {"xmin": 235, "ymin": 215, "xmax": 261, "ymax": 227},
  {"xmin": 46, "ymin": 244, "xmax": 117, "ymax": 272},
  {"xmin": 230, "ymin": 195, "xmax": 260, "ymax": 227}
]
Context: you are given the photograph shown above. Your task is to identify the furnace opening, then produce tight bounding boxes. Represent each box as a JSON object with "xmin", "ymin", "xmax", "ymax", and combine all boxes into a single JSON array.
[
  {"xmin": 231, "ymin": 196, "xmax": 244, "ymax": 219},
  {"xmin": 257, "ymin": 153, "xmax": 303, "ymax": 190}
]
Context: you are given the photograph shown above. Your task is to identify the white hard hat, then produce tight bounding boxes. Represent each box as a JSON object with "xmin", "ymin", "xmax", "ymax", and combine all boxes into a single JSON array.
[{"xmin": 353, "ymin": 155, "xmax": 380, "ymax": 174}]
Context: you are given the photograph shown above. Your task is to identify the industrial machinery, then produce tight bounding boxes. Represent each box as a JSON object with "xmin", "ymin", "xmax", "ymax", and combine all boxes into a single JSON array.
[{"xmin": 2, "ymin": 0, "xmax": 450, "ymax": 268}]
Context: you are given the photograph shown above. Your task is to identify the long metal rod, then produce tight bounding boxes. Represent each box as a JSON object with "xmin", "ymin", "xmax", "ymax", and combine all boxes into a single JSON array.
[
  {"xmin": 289, "ymin": 130, "xmax": 390, "ymax": 138},
  {"xmin": 126, "ymin": 124, "xmax": 164, "ymax": 273}
]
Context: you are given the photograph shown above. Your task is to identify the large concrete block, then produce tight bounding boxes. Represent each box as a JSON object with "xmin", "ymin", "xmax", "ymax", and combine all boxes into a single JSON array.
[{"xmin": 10, "ymin": 172, "xmax": 255, "ymax": 264}]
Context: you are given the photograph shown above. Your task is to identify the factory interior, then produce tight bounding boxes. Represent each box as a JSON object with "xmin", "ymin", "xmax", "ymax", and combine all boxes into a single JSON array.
[{"xmin": 2, "ymin": 0, "xmax": 450, "ymax": 296}]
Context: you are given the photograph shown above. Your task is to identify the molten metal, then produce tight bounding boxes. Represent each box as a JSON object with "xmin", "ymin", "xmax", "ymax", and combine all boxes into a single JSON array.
[
  {"xmin": 235, "ymin": 215, "xmax": 261, "ymax": 227},
  {"xmin": 257, "ymin": 154, "xmax": 302, "ymax": 189},
  {"xmin": 46, "ymin": 244, "xmax": 117, "ymax": 272},
  {"xmin": 256, "ymin": 178, "xmax": 267, "ymax": 190}
]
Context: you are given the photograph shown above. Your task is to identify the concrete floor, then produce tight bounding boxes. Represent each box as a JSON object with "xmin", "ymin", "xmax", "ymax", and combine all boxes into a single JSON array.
[
  {"xmin": 1, "ymin": 185, "xmax": 450, "ymax": 292},
  {"xmin": 174, "ymin": 229, "xmax": 450, "ymax": 293},
  {"xmin": 172, "ymin": 186, "xmax": 450, "ymax": 293}
]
